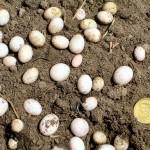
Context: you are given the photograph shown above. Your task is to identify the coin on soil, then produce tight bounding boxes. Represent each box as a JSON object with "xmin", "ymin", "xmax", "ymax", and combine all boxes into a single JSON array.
[{"xmin": 134, "ymin": 98, "xmax": 150, "ymax": 124}]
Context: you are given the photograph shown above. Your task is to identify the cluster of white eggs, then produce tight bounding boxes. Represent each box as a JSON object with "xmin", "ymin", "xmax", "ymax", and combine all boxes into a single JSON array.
[{"xmin": 0, "ymin": 1, "xmax": 147, "ymax": 149}]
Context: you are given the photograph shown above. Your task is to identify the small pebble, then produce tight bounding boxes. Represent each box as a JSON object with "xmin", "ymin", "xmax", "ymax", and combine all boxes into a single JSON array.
[{"xmin": 19, "ymin": 8, "xmax": 26, "ymax": 17}]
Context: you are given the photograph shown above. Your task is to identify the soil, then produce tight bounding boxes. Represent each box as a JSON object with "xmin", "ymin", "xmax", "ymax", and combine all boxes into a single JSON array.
[{"xmin": 0, "ymin": 0, "xmax": 150, "ymax": 150}]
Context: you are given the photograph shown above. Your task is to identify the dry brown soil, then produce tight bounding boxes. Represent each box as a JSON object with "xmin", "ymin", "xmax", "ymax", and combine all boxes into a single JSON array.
[{"xmin": 0, "ymin": 0, "xmax": 150, "ymax": 149}]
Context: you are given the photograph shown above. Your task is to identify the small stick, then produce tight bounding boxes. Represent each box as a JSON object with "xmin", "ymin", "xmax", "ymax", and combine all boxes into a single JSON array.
[
  {"xmin": 113, "ymin": 42, "xmax": 119, "ymax": 48},
  {"xmin": 72, "ymin": 0, "xmax": 86, "ymax": 20},
  {"xmin": 102, "ymin": 18, "xmax": 115, "ymax": 39},
  {"xmin": 50, "ymin": 135, "xmax": 60, "ymax": 138},
  {"xmin": 0, "ymin": 94, "xmax": 20, "ymax": 119},
  {"xmin": 109, "ymin": 41, "xmax": 113, "ymax": 53},
  {"xmin": 62, "ymin": 8, "xmax": 67, "ymax": 24}
]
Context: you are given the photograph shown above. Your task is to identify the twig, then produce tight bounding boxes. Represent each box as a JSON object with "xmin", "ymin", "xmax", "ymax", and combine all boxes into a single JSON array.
[
  {"xmin": 102, "ymin": 18, "xmax": 115, "ymax": 39},
  {"xmin": 109, "ymin": 41, "xmax": 113, "ymax": 53},
  {"xmin": 62, "ymin": 8, "xmax": 67, "ymax": 24},
  {"xmin": 72, "ymin": 0, "xmax": 86, "ymax": 20},
  {"xmin": 0, "ymin": 94, "xmax": 20, "ymax": 119},
  {"xmin": 50, "ymin": 135, "xmax": 60, "ymax": 138},
  {"xmin": 113, "ymin": 42, "xmax": 119, "ymax": 48}
]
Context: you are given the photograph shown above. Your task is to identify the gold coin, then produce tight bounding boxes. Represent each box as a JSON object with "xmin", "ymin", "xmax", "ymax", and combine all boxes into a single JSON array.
[{"xmin": 134, "ymin": 98, "xmax": 150, "ymax": 124}]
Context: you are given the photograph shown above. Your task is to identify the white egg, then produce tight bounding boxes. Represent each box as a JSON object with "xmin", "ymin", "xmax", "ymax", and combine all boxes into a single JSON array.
[
  {"xmin": 82, "ymin": 97, "xmax": 97, "ymax": 111},
  {"xmin": 80, "ymin": 19, "xmax": 97, "ymax": 30},
  {"xmin": 48, "ymin": 17, "xmax": 64, "ymax": 34},
  {"xmin": 24, "ymin": 99, "xmax": 42, "ymax": 115},
  {"xmin": 77, "ymin": 74, "xmax": 92, "ymax": 94},
  {"xmin": 0, "ymin": 97, "xmax": 9, "ymax": 116},
  {"xmin": 0, "ymin": 9, "xmax": 10, "ymax": 26},
  {"xmin": 69, "ymin": 34, "xmax": 85, "ymax": 54},
  {"xmin": 29, "ymin": 30, "xmax": 46, "ymax": 47},
  {"xmin": 75, "ymin": 8, "xmax": 86, "ymax": 20},
  {"xmin": 97, "ymin": 11, "xmax": 113, "ymax": 25},
  {"xmin": 0, "ymin": 43, "xmax": 9, "ymax": 58},
  {"xmin": 18, "ymin": 45, "xmax": 33, "ymax": 63},
  {"xmin": 0, "ymin": 31, "xmax": 3, "ymax": 42},
  {"xmin": 84, "ymin": 28, "xmax": 101, "ymax": 42},
  {"xmin": 22, "ymin": 67, "xmax": 39, "ymax": 84},
  {"xmin": 102, "ymin": 2, "xmax": 117, "ymax": 15},
  {"xmin": 11, "ymin": 119, "xmax": 24, "ymax": 133},
  {"xmin": 39, "ymin": 114, "xmax": 59, "ymax": 136},
  {"xmin": 9, "ymin": 36, "xmax": 25, "ymax": 52},
  {"xmin": 8, "ymin": 138, "xmax": 18, "ymax": 150},
  {"xmin": 52, "ymin": 146, "xmax": 65, "ymax": 150},
  {"xmin": 93, "ymin": 131, "xmax": 107, "ymax": 145},
  {"xmin": 97, "ymin": 144, "xmax": 115, "ymax": 150},
  {"xmin": 50, "ymin": 63, "xmax": 70, "ymax": 82},
  {"xmin": 44, "ymin": 7, "xmax": 62, "ymax": 20},
  {"xmin": 113, "ymin": 66, "xmax": 133, "ymax": 85},
  {"xmin": 71, "ymin": 118, "xmax": 89, "ymax": 137},
  {"xmin": 114, "ymin": 135, "xmax": 129, "ymax": 150},
  {"xmin": 92, "ymin": 77, "xmax": 104, "ymax": 91},
  {"xmin": 52, "ymin": 35, "xmax": 69, "ymax": 49},
  {"xmin": 69, "ymin": 137, "xmax": 85, "ymax": 150},
  {"xmin": 3, "ymin": 56, "xmax": 17, "ymax": 67},
  {"xmin": 134, "ymin": 46, "xmax": 145, "ymax": 61}
]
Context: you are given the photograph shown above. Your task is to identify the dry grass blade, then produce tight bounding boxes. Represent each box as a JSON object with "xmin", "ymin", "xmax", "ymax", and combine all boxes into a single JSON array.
[
  {"xmin": 72, "ymin": 0, "xmax": 86, "ymax": 20},
  {"xmin": 102, "ymin": 18, "xmax": 115, "ymax": 39},
  {"xmin": 0, "ymin": 94, "xmax": 20, "ymax": 119}
]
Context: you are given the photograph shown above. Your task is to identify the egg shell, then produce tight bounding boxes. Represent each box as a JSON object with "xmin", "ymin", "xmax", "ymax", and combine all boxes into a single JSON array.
[
  {"xmin": 29, "ymin": 30, "xmax": 46, "ymax": 47},
  {"xmin": 84, "ymin": 28, "xmax": 101, "ymax": 42},
  {"xmin": 113, "ymin": 66, "xmax": 133, "ymax": 85},
  {"xmin": 97, "ymin": 144, "xmax": 115, "ymax": 150},
  {"xmin": 11, "ymin": 119, "xmax": 24, "ymax": 133},
  {"xmin": 0, "ymin": 31, "xmax": 3, "ymax": 42},
  {"xmin": 72, "ymin": 54, "xmax": 83, "ymax": 67},
  {"xmin": 0, "ymin": 97, "xmax": 9, "ymax": 116},
  {"xmin": 93, "ymin": 131, "xmax": 107, "ymax": 145},
  {"xmin": 114, "ymin": 135, "xmax": 129, "ymax": 150},
  {"xmin": 80, "ymin": 19, "xmax": 97, "ymax": 30},
  {"xmin": 134, "ymin": 46, "xmax": 145, "ymax": 61},
  {"xmin": 0, "ymin": 43, "xmax": 9, "ymax": 58},
  {"xmin": 92, "ymin": 77, "xmax": 104, "ymax": 91},
  {"xmin": 75, "ymin": 8, "xmax": 86, "ymax": 20},
  {"xmin": 102, "ymin": 2, "xmax": 117, "ymax": 15},
  {"xmin": 22, "ymin": 67, "xmax": 39, "ymax": 84},
  {"xmin": 44, "ymin": 7, "xmax": 62, "ymax": 20},
  {"xmin": 0, "ymin": 9, "xmax": 10, "ymax": 26},
  {"xmin": 50, "ymin": 63, "xmax": 70, "ymax": 82},
  {"xmin": 39, "ymin": 114, "xmax": 59, "ymax": 136},
  {"xmin": 8, "ymin": 138, "xmax": 18, "ymax": 150},
  {"xmin": 69, "ymin": 34, "xmax": 85, "ymax": 54},
  {"xmin": 77, "ymin": 74, "xmax": 92, "ymax": 94},
  {"xmin": 9, "ymin": 36, "xmax": 25, "ymax": 52},
  {"xmin": 70, "ymin": 118, "xmax": 89, "ymax": 137},
  {"xmin": 69, "ymin": 137, "xmax": 85, "ymax": 150},
  {"xmin": 82, "ymin": 97, "xmax": 97, "ymax": 111},
  {"xmin": 18, "ymin": 45, "xmax": 33, "ymax": 63},
  {"xmin": 97, "ymin": 11, "xmax": 113, "ymax": 25},
  {"xmin": 24, "ymin": 99, "xmax": 42, "ymax": 115},
  {"xmin": 3, "ymin": 56, "xmax": 17, "ymax": 67},
  {"xmin": 48, "ymin": 17, "xmax": 64, "ymax": 34},
  {"xmin": 52, "ymin": 35, "xmax": 69, "ymax": 49}
]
